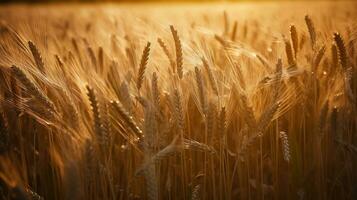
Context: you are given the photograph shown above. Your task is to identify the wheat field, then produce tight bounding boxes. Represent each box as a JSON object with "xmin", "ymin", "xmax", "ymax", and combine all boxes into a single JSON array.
[{"xmin": 0, "ymin": 1, "xmax": 356, "ymax": 200}]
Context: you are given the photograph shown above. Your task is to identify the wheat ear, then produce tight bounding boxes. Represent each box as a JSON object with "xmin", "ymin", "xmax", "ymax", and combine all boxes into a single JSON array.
[
  {"xmin": 279, "ymin": 131, "xmax": 290, "ymax": 162},
  {"xmin": 202, "ymin": 58, "xmax": 219, "ymax": 96},
  {"xmin": 195, "ymin": 66, "xmax": 206, "ymax": 113},
  {"xmin": 333, "ymin": 32, "xmax": 348, "ymax": 71},
  {"xmin": 137, "ymin": 42, "xmax": 151, "ymax": 91},
  {"xmin": 305, "ymin": 15, "xmax": 316, "ymax": 49},
  {"xmin": 183, "ymin": 138, "xmax": 216, "ymax": 153},
  {"xmin": 239, "ymin": 93, "xmax": 257, "ymax": 130},
  {"xmin": 151, "ymin": 72, "xmax": 162, "ymax": 120},
  {"xmin": 157, "ymin": 38, "xmax": 175, "ymax": 71},
  {"xmin": 86, "ymin": 85, "xmax": 108, "ymax": 147},
  {"xmin": 170, "ymin": 25, "xmax": 183, "ymax": 78},
  {"xmin": 289, "ymin": 24, "xmax": 299, "ymax": 58},
  {"xmin": 284, "ymin": 37, "xmax": 296, "ymax": 68},
  {"xmin": 257, "ymin": 102, "xmax": 279, "ymax": 134},
  {"xmin": 218, "ymin": 107, "xmax": 226, "ymax": 136},
  {"xmin": 172, "ymin": 89, "xmax": 185, "ymax": 134},
  {"xmin": 0, "ymin": 112, "xmax": 9, "ymax": 154},
  {"xmin": 206, "ymin": 102, "xmax": 216, "ymax": 142},
  {"xmin": 110, "ymin": 100, "xmax": 143, "ymax": 139},
  {"xmin": 26, "ymin": 188, "xmax": 44, "ymax": 200},
  {"xmin": 119, "ymin": 81, "xmax": 133, "ymax": 115},
  {"xmin": 28, "ymin": 41, "xmax": 45, "ymax": 73},
  {"xmin": 191, "ymin": 184, "xmax": 201, "ymax": 200},
  {"xmin": 313, "ymin": 45, "xmax": 326, "ymax": 71},
  {"xmin": 11, "ymin": 65, "xmax": 56, "ymax": 113}
]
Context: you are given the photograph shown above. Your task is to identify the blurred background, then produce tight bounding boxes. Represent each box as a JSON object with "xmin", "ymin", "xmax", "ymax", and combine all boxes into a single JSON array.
[{"xmin": 0, "ymin": 0, "xmax": 343, "ymax": 3}]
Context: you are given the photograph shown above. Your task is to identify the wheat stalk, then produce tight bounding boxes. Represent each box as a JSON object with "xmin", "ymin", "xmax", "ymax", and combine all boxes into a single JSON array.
[
  {"xmin": 231, "ymin": 21, "xmax": 238, "ymax": 41},
  {"xmin": 142, "ymin": 99, "xmax": 157, "ymax": 149},
  {"xmin": 319, "ymin": 101, "xmax": 329, "ymax": 137},
  {"xmin": 98, "ymin": 46, "xmax": 104, "ymax": 72},
  {"xmin": 223, "ymin": 10, "xmax": 229, "ymax": 36},
  {"xmin": 71, "ymin": 37, "xmax": 83, "ymax": 66},
  {"xmin": 256, "ymin": 54, "xmax": 272, "ymax": 71},
  {"xmin": 151, "ymin": 72, "xmax": 161, "ymax": 111},
  {"xmin": 87, "ymin": 46, "xmax": 97, "ymax": 68},
  {"xmin": 273, "ymin": 58, "xmax": 283, "ymax": 100},
  {"xmin": 214, "ymin": 34, "xmax": 229, "ymax": 47},
  {"xmin": 141, "ymin": 102, "xmax": 159, "ymax": 200},
  {"xmin": 84, "ymin": 139, "xmax": 96, "ymax": 182},
  {"xmin": 143, "ymin": 161, "xmax": 158, "ymax": 200}
]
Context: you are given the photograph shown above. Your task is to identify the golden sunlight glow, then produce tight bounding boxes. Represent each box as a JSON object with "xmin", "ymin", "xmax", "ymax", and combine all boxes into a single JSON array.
[{"xmin": 0, "ymin": 0, "xmax": 356, "ymax": 199}]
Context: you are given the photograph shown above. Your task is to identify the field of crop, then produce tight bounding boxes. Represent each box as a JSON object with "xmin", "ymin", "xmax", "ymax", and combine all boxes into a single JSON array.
[{"xmin": 0, "ymin": 1, "xmax": 356, "ymax": 200}]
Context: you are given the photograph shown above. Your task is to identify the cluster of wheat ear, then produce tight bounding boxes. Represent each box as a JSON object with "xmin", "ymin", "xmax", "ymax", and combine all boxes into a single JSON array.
[{"xmin": 0, "ymin": 2, "xmax": 356, "ymax": 200}]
